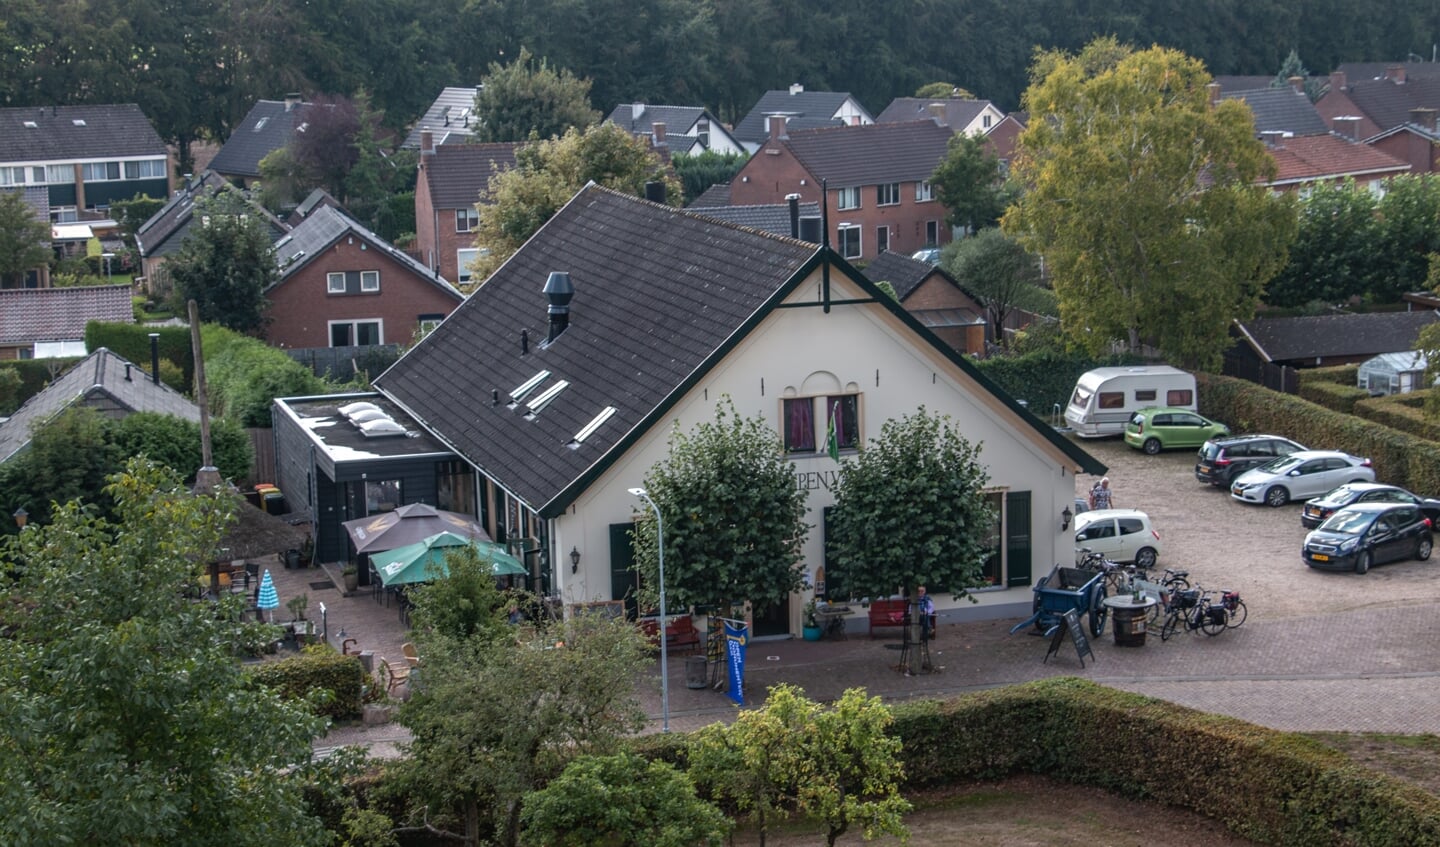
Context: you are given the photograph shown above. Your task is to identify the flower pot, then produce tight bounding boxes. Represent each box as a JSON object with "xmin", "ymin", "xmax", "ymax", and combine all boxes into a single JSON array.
[
  {"xmin": 343, "ymin": 570, "xmax": 359, "ymax": 593},
  {"xmin": 802, "ymin": 625, "xmax": 823, "ymax": 642}
]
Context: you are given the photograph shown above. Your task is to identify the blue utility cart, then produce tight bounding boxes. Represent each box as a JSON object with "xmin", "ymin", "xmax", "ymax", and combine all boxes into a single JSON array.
[{"xmin": 1009, "ymin": 565, "xmax": 1109, "ymax": 638}]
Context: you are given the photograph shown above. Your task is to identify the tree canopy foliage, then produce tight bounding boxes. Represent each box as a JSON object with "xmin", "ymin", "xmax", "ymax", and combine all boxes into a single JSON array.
[
  {"xmin": 470, "ymin": 123, "xmax": 679, "ymax": 282},
  {"xmin": 1003, "ymin": 38, "xmax": 1297, "ymax": 369},
  {"xmin": 929, "ymin": 131, "xmax": 1013, "ymax": 234},
  {"xmin": 940, "ymin": 228, "xmax": 1055, "ymax": 346},
  {"xmin": 0, "ymin": 460, "xmax": 331, "ymax": 845},
  {"xmin": 473, "ymin": 47, "xmax": 600, "ymax": 143},
  {"xmin": 167, "ymin": 203, "xmax": 277, "ymax": 333},
  {"xmin": 631, "ymin": 397, "xmax": 809, "ymax": 616},
  {"xmin": 0, "ymin": 189, "xmax": 51, "ymax": 288}
]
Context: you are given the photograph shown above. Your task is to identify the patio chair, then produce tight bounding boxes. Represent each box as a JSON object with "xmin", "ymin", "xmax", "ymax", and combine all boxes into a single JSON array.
[
  {"xmin": 402, "ymin": 642, "xmax": 420, "ymax": 667},
  {"xmin": 379, "ymin": 658, "xmax": 411, "ymax": 697}
]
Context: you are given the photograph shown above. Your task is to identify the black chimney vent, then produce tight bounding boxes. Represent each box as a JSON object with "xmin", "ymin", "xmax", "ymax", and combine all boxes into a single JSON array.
[
  {"xmin": 148, "ymin": 333, "xmax": 161, "ymax": 385},
  {"xmin": 492, "ymin": 389, "xmax": 499, "ymax": 406},
  {"xmin": 786, "ymin": 193, "xmax": 801, "ymax": 239},
  {"xmin": 798, "ymin": 217, "xmax": 822, "ymax": 243},
  {"xmin": 521, "ymin": 328, "xmax": 529, "ymax": 355},
  {"xmin": 124, "ymin": 363, "xmax": 132, "ymax": 381},
  {"xmin": 543, "ymin": 271, "xmax": 574, "ymax": 343},
  {"xmin": 644, "ymin": 181, "xmax": 666, "ymax": 203}
]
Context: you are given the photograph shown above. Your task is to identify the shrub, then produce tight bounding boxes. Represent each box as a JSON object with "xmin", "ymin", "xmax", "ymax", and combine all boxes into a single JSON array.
[{"xmin": 249, "ymin": 645, "xmax": 365, "ymax": 720}]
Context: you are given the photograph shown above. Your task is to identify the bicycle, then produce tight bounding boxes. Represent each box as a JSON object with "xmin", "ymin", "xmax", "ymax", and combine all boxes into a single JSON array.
[
  {"xmin": 1132, "ymin": 567, "xmax": 1191, "ymax": 625},
  {"xmin": 1159, "ymin": 587, "xmax": 1228, "ymax": 640},
  {"xmin": 1076, "ymin": 549, "xmax": 1130, "ymax": 596},
  {"xmin": 1219, "ymin": 589, "xmax": 1247, "ymax": 628}
]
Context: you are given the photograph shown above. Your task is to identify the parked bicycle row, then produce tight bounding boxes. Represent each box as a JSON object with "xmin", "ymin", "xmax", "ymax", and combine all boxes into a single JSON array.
[{"xmin": 1075, "ymin": 548, "xmax": 1247, "ymax": 640}]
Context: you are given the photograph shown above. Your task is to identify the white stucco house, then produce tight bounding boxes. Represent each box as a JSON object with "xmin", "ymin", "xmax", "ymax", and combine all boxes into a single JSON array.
[{"xmin": 369, "ymin": 184, "xmax": 1105, "ymax": 637}]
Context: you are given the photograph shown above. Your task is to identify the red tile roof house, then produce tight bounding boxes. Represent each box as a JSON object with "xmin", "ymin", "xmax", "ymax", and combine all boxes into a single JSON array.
[
  {"xmin": 0, "ymin": 284, "xmax": 133, "ymax": 360},
  {"xmin": 1257, "ymin": 132, "xmax": 1410, "ymax": 193},
  {"xmin": 412, "ymin": 132, "xmax": 520, "ymax": 287},
  {"xmin": 264, "ymin": 204, "xmax": 462, "ymax": 350},
  {"xmin": 1316, "ymin": 67, "xmax": 1440, "ymax": 174},
  {"xmin": 728, "ymin": 118, "xmax": 953, "ymax": 264}
]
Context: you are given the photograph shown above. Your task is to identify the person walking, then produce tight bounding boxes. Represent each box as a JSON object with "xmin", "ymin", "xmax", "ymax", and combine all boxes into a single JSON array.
[{"xmin": 1089, "ymin": 477, "xmax": 1114, "ymax": 510}]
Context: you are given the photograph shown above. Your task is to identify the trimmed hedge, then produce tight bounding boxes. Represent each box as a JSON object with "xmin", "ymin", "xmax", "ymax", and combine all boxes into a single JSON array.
[
  {"xmin": 630, "ymin": 678, "xmax": 1440, "ymax": 845},
  {"xmin": 974, "ymin": 350, "xmax": 1142, "ymax": 416},
  {"xmin": 1198, "ymin": 373, "xmax": 1440, "ymax": 496},
  {"xmin": 1298, "ymin": 364, "xmax": 1359, "ymax": 390},
  {"xmin": 248, "ymin": 645, "xmax": 365, "ymax": 720},
  {"xmin": 84, "ymin": 322, "xmax": 194, "ymax": 393},
  {"xmin": 1298, "ymin": 379, "xmax": 1369, "ymax": 414},
  {"xmin": 1357, "ymin": 393, "xmax": 1440, "ymax": 443}
]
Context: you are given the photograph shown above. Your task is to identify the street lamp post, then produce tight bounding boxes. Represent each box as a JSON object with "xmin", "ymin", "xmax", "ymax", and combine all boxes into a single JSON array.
[{"xmin": 628, "ymin": 486, "xmax": 669, "ymax": 732}]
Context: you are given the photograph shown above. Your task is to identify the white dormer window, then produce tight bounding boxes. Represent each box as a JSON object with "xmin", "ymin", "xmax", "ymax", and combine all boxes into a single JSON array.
[{"xmin": 360, "ymin": 270, "xmax": 379, "ymax": 292}]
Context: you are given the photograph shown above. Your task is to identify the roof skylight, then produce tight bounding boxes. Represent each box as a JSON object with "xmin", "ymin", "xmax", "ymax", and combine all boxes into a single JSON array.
[
  {"xmin": 526, "ymin": 380, "xmax": 570, "ymax": 414},
  {"xmin": 570, "ymin": 406, "xmax": 616, "ymax": 446},
  {"xmin": 508, "ymin": 370, "xmax": 551, "ymax": 405}
]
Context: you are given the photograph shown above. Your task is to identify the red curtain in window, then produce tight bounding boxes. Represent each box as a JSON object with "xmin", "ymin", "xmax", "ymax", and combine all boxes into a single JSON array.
[{"xmin": 784, "ymin": 398, "xmax": 815, "ymax": 451}]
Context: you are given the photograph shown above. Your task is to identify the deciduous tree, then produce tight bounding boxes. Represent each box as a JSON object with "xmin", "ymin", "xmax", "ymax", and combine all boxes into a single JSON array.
[
  {"xmin": 0, "ymin": 189, "xmax": 50, "ymax": 289},
  {"xmin": 915, "ymin": 81, "xmax": 975, "ymax": 99},
  {"xmin": 1263, "ymin": 179, "xmax": 1378, "ymax": 308},
  {"xmin": 1003, "ymin": 38, "xmax": 1296, "ymax": 369},
  {"xmin": 630, "ymin": 396, "xmax": 809, "ymax": 617},
  {"xmin": 472, "ymin": 47, "xmax": 600, "ymax": 143},
  {"xmin": 167, "ymin": 199, "xmax": 276, "ymax": 333},
  {"xmin": 941, "ymin": 227, "xmax": 1055, "ymax": 346},
  {"xmin": 930, "ymin": 131, "xmax": 1013, "ymax": 235},
  {"xmin": 827, "ymin": 407, "xmax": 994, "ymax": 610}
]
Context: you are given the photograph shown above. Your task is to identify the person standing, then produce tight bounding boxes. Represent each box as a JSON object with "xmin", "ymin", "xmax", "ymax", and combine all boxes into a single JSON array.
[
  {"xmin": 916, "ymin": 585, "xmax": 936, "ymax": 641},
  {"xmin": 1089, "ymin": 477, "xmax": 1114, "ymax": 510}
]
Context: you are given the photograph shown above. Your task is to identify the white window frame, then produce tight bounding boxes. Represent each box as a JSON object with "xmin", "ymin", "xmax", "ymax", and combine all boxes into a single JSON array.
[
  {"xmin": 0, "ymin": 167, "xmax": 24, "ymax": 186},
  {"xmin": 82, "ymin": 161, "xmax": 120, "ymax": 181},
  {"xmin": 457, "ymin": 248, "xmax": 479, "ymax": 284},
  {"xmin": 360, "ymin": 270, "xmax": 380, "ymax": 292},
  {"xmin": 915, "ymin": 180, "xmax": 934, "ymax": 202},
  {"xmin": 326, "ymin": 272, "xmax": 346, "ymax": 293},
  {"xmin": 328, "ymin": 319, "xmax": 384, "ymax": 347},
  {"xmin": 876, "ymin": 183, "xmax": 900, "ymax": 206},
  {"xmin": 46, "ymin": 164, "xmax": 72, "ymax": 183},
  {"xmin": 455, "ymin": 207, "xmax": 478, "ymax": 233},
  {"xmin": 838, "ymin": 224, "xmax": 862, "ymax": 259},
  {"xmin": 836, "ymin": 186, "xmax": 861, "ymax": 210},
  {"xmin": 122, "ymin": 159, "xmax": 166, "ymax": 180}
]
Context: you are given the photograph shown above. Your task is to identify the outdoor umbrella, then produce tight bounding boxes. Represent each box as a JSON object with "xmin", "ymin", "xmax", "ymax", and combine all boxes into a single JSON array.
[
  {"xmin": 256, "ymin": 569, "xmax": 280, "ymax": 622},
  {"xmin": 342, "ymin": 503, "xmax": 490, "ymax": 555},
  {"xmin": 373, "ymin": 531, "xmax": 526, "ymax": 587}
]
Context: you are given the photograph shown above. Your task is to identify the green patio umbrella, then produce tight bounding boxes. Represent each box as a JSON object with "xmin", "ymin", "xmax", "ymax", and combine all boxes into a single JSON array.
[{"xmin": 372, "ymin": 531, "xmax": 527, "ymax": 586}]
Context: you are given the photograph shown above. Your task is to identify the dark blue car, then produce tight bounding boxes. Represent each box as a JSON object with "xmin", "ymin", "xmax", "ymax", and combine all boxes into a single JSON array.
[{"xmin": 1302, "ymin": 503, "xmax": 1434, "ymax": 574}]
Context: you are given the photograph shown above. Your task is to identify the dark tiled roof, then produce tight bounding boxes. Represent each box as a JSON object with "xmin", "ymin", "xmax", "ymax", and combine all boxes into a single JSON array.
[
  {"xmin": 1342, "ymin": 75, "xmax": 1440, "ymax": 133},
  {"xmin": 1335, "ymin": 62, "xmax": 1440, "ymax": 83},
  {"xmin": 1264, "ymin": 134, "xmax": 1409, "ymax": 185},
  {"xmin": 1222, "ymin": 88, "xmax": 1329, "ymax": 135},
  {"xmin": 1213, "ymin": 75, "xmax": 1287, "ymax": 93},
  {"xmin": 209, "ymin": 100, "xmax": 303, "ymax": 178},
  {"xmin": 875, "ymin": 98, "xmax": 993, "ymax": 129},
  {"xmin": 688, "ymin": 202, "xmax": 820, "ymax": 237},
  {"xmin": 734, "ymin": 89, "xmax": 870, "ymax": 145},
  {"xmin": 375, "ymin": 185, "xmax": 820, "ymax": 513},
  {"xmin": 862, "ymin": 250, "xmax": 947, "ymax": 300},
  {"xmin": 688, "ymin": 183, "xmax": 731, "ymax": 207},
  {"xmin": 423, "ymin": 143, "xmax": 522, "ymax": 209},
  {"xmin": 0, "ymin": 104, "xmax": 166, "ymax": 163},
  {"xmin": 135, "ymin": 172, "xmax": 288, "ymax": 258},
  {"xmin": 606, "ymin": 103, "xmax": 706, "ymax": 135},
  {"xmin": 0, "ymin": 348, "xmax": 200, "ymax": 463},
  {"xmin": 783, "ymin": 121, "xmax": 953, "ymax": 186},
  {"xmin": 272, "ymin": 204, "xmax": 460, "ymax": 296},
  {"xmin": 0, "ymin": 284, "xmax": 133, "ymax": 345},
  {"xmin": 401, "ymin": 87, "xmax": 480, "ymax": 149},
  {"xmin": 1235, "ymin": 311, "xmax": 1440, "ymax": 362}
]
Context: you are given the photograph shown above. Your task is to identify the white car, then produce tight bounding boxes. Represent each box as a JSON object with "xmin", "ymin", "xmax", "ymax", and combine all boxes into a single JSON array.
[
  {"xmin": 1072, "ymin": 508, "xmax": 1161, "ymax": 568},
  {"xmin": 1229, "ymin": 450, "xmax": 1375, "ymax": 507}
]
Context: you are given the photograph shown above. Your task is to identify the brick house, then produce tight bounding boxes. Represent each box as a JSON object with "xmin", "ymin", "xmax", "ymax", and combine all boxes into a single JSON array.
[
  {"xmin": 1316, "ymin": 67, "xmax": 1440, "ymax": 173},
  {"xmin": 732, "ymin": 85, "xmax": 873, "ymax": 153},
  {"xmin": 265, "ymin": 204, "xmax": 462, "ymax": 349},
  {"xmin": 413, "ymin": 132, "xmax": 520, "ymax": 286},
  {"xmin": 728, "ymin": 118, "xmax": 952, "ymax": 263},
  {"xmin": 1260, "ymin": 132, "xmax": 1410, "ymax": 193},
  {"xmin": 861, "ymin": 250, "xmax": 986, "ymax": 356}
]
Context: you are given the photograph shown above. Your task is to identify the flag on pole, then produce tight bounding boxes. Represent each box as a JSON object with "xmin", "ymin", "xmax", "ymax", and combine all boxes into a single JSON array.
[{"xmin": 825, "ymin": 400, "xmax": 841, "ymax": 461}]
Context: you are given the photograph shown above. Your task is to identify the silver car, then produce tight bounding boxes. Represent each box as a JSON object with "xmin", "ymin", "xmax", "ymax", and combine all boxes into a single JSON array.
[{"xmin": 1230, "ymin": 450, "xmax": 1375, "ymax": 507}]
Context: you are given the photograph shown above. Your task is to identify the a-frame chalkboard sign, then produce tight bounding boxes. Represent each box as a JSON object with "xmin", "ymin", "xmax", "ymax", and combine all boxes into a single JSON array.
[{"xmin": 1044, "ymin": 608, "xmax": 1095, "ymax": 667}]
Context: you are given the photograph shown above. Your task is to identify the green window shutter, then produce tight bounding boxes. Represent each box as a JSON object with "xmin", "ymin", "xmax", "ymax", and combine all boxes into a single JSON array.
[{"xmin": 1006, "ymin": 491, "xmax": 1032, "ymax": 587}]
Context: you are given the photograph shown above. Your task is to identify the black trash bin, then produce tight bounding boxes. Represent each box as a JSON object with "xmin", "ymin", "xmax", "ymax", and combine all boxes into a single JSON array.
[{"xmin": 685, "ymin": 655, "xmax": 708, "ymax": 689}]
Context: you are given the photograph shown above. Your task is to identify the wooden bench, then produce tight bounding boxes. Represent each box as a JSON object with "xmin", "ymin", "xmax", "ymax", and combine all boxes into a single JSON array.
[
  {"xmin": 867, "ymin": 599, "xmax": 908, "ymax": 637},
  {"xmin": 639, "ymin": 614, "xmax": 701, "ymax": 655}
]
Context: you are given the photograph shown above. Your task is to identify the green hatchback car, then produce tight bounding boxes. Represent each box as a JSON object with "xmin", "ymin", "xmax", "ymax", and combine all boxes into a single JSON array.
[{"xmin": 1123, "ymin": 407, "xmax": 1229, "ymax": 455}]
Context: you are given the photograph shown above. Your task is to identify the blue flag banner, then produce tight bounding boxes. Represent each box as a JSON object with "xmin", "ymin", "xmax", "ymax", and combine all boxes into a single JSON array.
[{"xmin": 723, "ymin": 618, "xmax": 748, "ymax": 706}]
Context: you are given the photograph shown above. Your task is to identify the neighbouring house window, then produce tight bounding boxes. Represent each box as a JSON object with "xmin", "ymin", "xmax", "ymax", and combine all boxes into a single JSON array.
[
  {"xmin": 876, "ymin": 226, "xmax": 889, "ymax": 253},
  {"xmin": 360, "ymin": 270, "xmax": 380, "ymax": 292},
  {"xmin": 836, "ymin": 186, "xmax": 861, "ymax": 210},
  {"xmin": 915, "ymin": 180, "xmax": 934, "ymax": 202},
  {"xmin": 783, "ymin": 395, "xmax": 860, "ymax": 456},
  {"xmin": 50, "ymin": 206, "xmax": 77, "ymax": 223},
  {"xmin": 876, "ymin": 183, "xmax": 900, "ymax": 206},
  {"xmin": 365, "ymin": 479, "xmax": 402, "ymax": 514},
  {"xmin": 123, "ymin": 160, "xmax": 166, "ymax": 179},
  {"xmin": 418, "ymin": 313, "xmax": 444, "ymax": 335},
  {"xmin": 455, "ymin": 208, "xmax": 478, "ymax": 232},
  {"xmin": 838, "ymin": 224, "xmax": 861, "ymax": 259},
  {"xmin": 983, "ymin": 114, "xmax": 992, "ymax": 128},
  {"xmin": 46, "ymin": 165, "xmax": 71, "ymax": 183},
  {"xmin": 457, "ymin": 248, "xmax": 478, "ymax": 284},
  {"xmin": 326, "ymin": 272, "xmax": 346, "ymax": 293},
  {"xmin": 925, "ymin": 220, "xmax": 940, "ymax": 246},
  {"xmin": 0, "ymin": 167, "xmax": 26, "ymax": 185},
  {"xmin": 82, "ymin": 162, "xmax": 120, "ymax": 181},
  {"xmin": 330, "ymin": 319, "xmax": 383, "ymax": 347}
]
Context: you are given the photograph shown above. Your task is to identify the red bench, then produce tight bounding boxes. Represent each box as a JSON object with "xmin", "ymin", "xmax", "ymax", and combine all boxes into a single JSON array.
[
  {"xmin": 639, "ymin": 614, "xmax": 701, "ymax": 655},
  {"xmin": 867, "ymin": 599, "xmax": 907, "ymax": 637}
]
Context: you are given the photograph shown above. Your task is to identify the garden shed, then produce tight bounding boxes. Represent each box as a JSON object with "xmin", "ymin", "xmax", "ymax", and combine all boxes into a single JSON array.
[{"xmin": 1357, "ymin": 350, "xmax": 1431, "ymax": 396}]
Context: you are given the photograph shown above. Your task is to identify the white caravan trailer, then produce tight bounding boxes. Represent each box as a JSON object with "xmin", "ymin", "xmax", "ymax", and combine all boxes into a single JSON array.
[{"xmin": 1063, "ymin": 366, "xmax": 1197, "ymax": 437}]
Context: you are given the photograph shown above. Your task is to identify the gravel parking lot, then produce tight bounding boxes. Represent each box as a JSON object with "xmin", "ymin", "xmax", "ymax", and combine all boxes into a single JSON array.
[{"xmin": 1073, "ymin": 437, "xmax": 1440, "ymax": 621}]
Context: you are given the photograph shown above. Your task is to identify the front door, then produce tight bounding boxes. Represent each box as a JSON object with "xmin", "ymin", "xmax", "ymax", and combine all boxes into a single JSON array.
[
  {"xmin": 608, "ymin": 523, "xmax": 638, "ymax": 619},
  {"xmin": 749, "ymin": 597, "xmax": 790, "ymax": 638}
]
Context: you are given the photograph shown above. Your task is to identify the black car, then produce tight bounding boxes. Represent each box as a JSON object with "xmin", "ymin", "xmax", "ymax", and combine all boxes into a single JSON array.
[
  {"xmin": 1301, "ymin": 482, "xmax": 1440, "ymax": 529},
  {"xmin": 1195, "ymin": 434, "xmax": 1306, "ymax": 487},
  {"xmin": 1302, "ymin": 503, "xmax": 1434, "ymax": 574}
]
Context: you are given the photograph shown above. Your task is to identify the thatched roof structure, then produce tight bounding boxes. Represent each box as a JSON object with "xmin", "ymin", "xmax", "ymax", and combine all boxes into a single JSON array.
[{"xmin": 216, "ymin": 499, "xmax": 310, "ymax": 562}]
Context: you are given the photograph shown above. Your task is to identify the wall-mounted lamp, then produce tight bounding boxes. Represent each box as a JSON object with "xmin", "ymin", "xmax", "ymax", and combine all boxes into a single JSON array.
[
  {"xmin": 1060, "ymin": 505, "xmax": 1073, "ymax": 532},
  {"xmin": 13, "ymin": 506, "xmax": 28, "ymax": 529},
  {"xmin": 570, "ymin": 546, "xmax": 581, "ymax": 573}
]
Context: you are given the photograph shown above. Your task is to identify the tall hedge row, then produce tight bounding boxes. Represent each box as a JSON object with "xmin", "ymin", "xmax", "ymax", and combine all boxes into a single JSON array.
[
  {"xmin": 627, "ymin": 678, "xmax": 1440, "ymax": 845},
  {"xmin": 1198, "ymin": 373, "xmax": 1440, "ymax": 495},
  {"xmin": 84, "ymin": 321, "xmax": 194, "ymax": 392},
  {"xmin": 974, "ymin": 350, "xmax": 1142, "ymax": 416}
]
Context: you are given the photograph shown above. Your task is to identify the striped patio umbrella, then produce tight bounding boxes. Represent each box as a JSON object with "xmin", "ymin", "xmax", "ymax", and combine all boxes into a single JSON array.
[{"xmin": 256, "ymin": 569, "xmax": 279, "ymax": 623}]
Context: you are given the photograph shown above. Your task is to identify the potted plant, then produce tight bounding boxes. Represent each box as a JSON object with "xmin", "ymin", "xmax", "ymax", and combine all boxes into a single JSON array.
[
  {"xmin": 286, "ymin": 592, "xmax": 308, "ymax": 622},
  {"xmin": 342, "ymin": 564, "xmax": 360, "ymax": 594},
  {"xmin": 298, "ymin": 536, "xmax": 315, "ymax": 567},
  {"xmin": 802, "ymin": 598, "xmax": 823, "ymax": 641}
]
